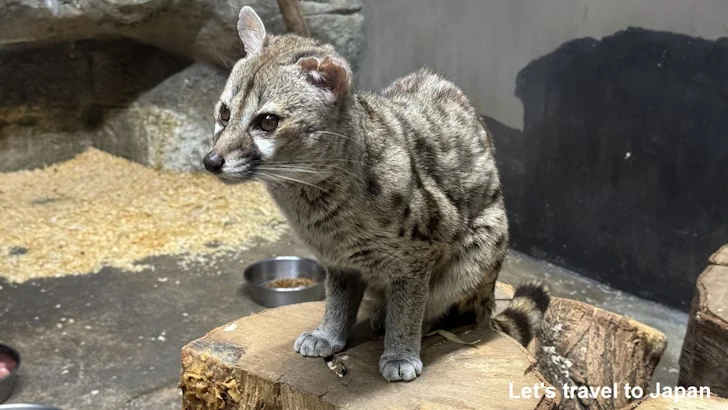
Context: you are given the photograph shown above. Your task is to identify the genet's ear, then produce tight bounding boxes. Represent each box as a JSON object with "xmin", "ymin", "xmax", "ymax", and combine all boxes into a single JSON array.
[
  {"xmin": 297, "ymin": 56, "xmax": 351, "ymax": 101},
  {"xmin": 237, "ymin": 6, "xmax": 266, "ymax": 56}
]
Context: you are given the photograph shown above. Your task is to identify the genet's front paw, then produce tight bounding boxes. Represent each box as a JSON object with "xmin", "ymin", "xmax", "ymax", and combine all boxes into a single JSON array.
[
  {"xmin": 379, "ymin": 352, "xmax": 423, "ymax": 382},
  {"xmin": 293, "ymin": 330, "xmax": 345, "ymax": 357}
]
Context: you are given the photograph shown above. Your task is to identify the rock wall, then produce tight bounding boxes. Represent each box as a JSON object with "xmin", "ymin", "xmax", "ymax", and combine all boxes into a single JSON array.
[{"xmin": 0, "ymin": 0, "xmax": 365, "ymax": 172}]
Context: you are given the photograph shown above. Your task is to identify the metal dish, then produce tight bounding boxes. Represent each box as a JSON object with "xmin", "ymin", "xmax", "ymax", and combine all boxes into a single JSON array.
[
  {"xmin": 243, "ymin": 256, "xmax": 325, "ymax": 308},
  {"xmin": 0, "ymin": 405, "xmax": 62, "ymax": 410},
  {"xmin": 0, "ymin": 344, "xmax": 20, "ymax": 404}
]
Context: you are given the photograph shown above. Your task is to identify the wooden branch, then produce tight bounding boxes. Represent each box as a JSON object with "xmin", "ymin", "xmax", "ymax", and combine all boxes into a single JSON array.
[
  {"xmin": 678, "ymin": 249, "xmax": 728, "ymax": 397},
  {"xmin": 532, "ymin": 297, "xmax": 667, "ymax": 410},
  {"xmin": 276, "ymin": 0, "xmax": 311, "ymax": 37},
  {"xmin": 180, "ymin": 283, "xmax": 561, "ymax": 409}
]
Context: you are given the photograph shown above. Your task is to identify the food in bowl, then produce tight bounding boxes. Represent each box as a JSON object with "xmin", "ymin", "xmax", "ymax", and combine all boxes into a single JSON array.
[
  {"xmin": 0, "ymin": 351, "xmax": 16, "ymax": 379},
  {"xmin": 266, "ymin": 277, "xmax": 316, "ymax": 289}
]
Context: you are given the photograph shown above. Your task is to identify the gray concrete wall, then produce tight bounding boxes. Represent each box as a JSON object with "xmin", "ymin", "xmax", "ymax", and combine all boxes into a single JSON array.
[
  {"xmin": 355, "ymin": 0, "xmax": 728, "ymax": 310},
  {"xmin": 357, "ymin": 0, "xmax": 728, "ymax": 129}
]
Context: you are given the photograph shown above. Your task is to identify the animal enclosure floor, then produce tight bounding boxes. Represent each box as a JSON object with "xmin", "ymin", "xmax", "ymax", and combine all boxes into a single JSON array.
[
  {"xmin": 0, "ymin": 233, "xmax": 687, "ymax": 409},
  {"xmin": 0, "ymin": 148, "xmax": 286, "ymax": 282}
]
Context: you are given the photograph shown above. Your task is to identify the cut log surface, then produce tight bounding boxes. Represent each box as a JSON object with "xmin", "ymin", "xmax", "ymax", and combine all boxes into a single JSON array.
[
  {"xmin": 679, "ymin": 257, "xmax": 728, "ymax": 398},
  {"xmin": 621, "ymin": 395, "xmax": 728, "ymax": 410},
  {"xmin": 532, "ymin": 297, "xmax": 667, "ymax": 410},
  {"xmin": 709, "ymin": 245, "xmax": 728, "ymax": 266},
  {"xmin": 180, "ymin": 284, "xmax": 560, "ymax": 410}
]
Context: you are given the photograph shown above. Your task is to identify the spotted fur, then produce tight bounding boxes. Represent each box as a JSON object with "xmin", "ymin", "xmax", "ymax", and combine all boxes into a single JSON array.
[
  {"xmin": 492, "ymin": 281, "xmax": 551, "ymax": 346},
  {"xmin": 205, "ymin": 7, "xmax": 549, "ymax": 382}
]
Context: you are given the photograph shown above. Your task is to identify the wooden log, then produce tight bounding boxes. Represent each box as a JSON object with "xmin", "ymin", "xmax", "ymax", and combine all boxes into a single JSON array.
[
  {"xmin": 678, "ymin": 248, "xmax": 728, "ymax": 398},
  {"xmin": 709, "ymin": 245, "xmax": 728, "ymax": 266},
  {"xmin": 620, "ymin": 394, "xmax": 728, "ymax": 410},
  {"xmin": 180, "ymin": 283, "xmax": 560, "ymax": 410},
  {"xmin": 276, "ymin": 0, "xmax": 311, "ymax": 37},
  {"xmin": 531, "ymin": 297, "xmax": 667, "ymax": 410}
]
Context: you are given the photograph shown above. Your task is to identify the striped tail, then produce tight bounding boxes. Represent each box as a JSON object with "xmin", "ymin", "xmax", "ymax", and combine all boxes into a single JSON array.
[{"xmin": 492, "ymin": 281, "xmax": 551, "ymax": 346}]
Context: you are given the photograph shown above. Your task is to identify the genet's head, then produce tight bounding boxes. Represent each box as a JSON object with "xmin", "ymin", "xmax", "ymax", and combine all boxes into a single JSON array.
[{"xmin": 203, "ymin": 7, "xmax": 352, "ymax": 183}]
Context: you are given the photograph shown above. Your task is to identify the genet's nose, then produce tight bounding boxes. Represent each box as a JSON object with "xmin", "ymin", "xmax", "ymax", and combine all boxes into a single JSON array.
[{"xmin": 203, "ymin": 152, "xmax": 225, "ymax": 174}]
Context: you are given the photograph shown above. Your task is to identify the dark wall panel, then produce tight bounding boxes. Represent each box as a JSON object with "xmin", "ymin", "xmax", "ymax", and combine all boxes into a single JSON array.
[{"xmin": 489, "ymin": 28, "xmax": 728, "ymax": 310}]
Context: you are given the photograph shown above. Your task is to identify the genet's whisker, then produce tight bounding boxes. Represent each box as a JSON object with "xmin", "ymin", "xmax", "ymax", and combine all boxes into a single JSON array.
[
  {"xmin": 256, "ymin": 171, "xmax": 328, "ymax": 192},
  {"xmin": 310, "ymin": 130, "xmax": 366, "ymax": 149},
  {"xmin": 264, "ymin": 159, "xmax": 368, "ymax": 166},
  {"xmin": 257, "ymin": 163, "xmax": 366, "ymax": 184},
  {"xmin": 256, "ymin": 167, "xmax": 323, "ymax": 175}
]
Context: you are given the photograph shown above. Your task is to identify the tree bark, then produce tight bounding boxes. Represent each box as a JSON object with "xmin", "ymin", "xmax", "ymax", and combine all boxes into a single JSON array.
[
  {"xmin": 678, "ymin": 245, "xmax": 728, "ymax": 398},
  {"xmin": 531, "ymin": 297, "xmax": 667, "ymax": 410},
  {"xmin": 621, "ymin": 394, "xmax": 728, "ymax": 410}
]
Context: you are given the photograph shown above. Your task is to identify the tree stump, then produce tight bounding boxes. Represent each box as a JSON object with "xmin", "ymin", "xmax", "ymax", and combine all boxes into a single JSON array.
[
  {"xmin": 709, "ymin": 245, "xmax": 728, "ymax": 266},
  {"xmin": 678, "ymin": 245, "xmax": 728, "ymax": 398},
  {"xmin": 180, "ymin": 283, "xmax": 560, "ymax": 410},
  {"xmin": 531, "ymin": 297, "xmax": 667, "ymax": 410},
  {"xmin": 620, "ymin": 394, "xmax": 728, "ymax": 410}
]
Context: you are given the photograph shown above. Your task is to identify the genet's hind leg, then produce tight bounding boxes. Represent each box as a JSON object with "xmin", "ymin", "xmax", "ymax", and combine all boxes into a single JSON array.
[
  {"xmin": 454, "ymin": 210, "xmax": 508, "ymax": 327},
  {"xmin": 367, "ymin": 288, "xmax": 387, "ymax": 333},
  {"xmin": 423, "ymin": 269, "xmax": 495, "ymax": 333},
  {"xmin": 426, "ymin": 225, "xmax": 507, "ymax": 331},
  {"xmin": 456, "ymin": 269, "xmax": 498, "ymax": 328},
  {"xmin": 422, "ymin": 289, "xmax": 457, "ymax": 334},
  {"xmin": 423, "ymin": 260, "xmax": 480, "ymax": 334}
]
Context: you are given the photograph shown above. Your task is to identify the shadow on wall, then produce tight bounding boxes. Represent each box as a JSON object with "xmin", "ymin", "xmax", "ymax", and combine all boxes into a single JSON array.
[{"xmin": 488, "ymin": 27, "xmax": 728, "ymax": 310}]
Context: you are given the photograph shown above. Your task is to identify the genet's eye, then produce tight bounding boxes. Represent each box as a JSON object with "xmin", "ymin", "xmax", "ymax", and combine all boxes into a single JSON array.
[
  {"xmin": 256, "ymin": 114, "xmax": 279, "ymax": 132},
  {"xmin": 219, "ymin": 104, "xmax": 230, "ymax": 124}
]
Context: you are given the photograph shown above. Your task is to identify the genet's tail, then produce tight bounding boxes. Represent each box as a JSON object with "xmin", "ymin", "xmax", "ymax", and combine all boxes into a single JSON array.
[{"xmin": 492, "ymin": 281, "xmax": 550, "ymax": 346}]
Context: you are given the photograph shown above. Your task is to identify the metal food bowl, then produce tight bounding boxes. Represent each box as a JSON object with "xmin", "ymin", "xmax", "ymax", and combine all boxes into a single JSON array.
[
  {"xmin": 0, "ymin": 344, "xmax": 20, "ymax": 404},
  {"xmin": 243, "ymin": 256, "xmax": 326, "ymax": 308}
]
